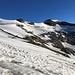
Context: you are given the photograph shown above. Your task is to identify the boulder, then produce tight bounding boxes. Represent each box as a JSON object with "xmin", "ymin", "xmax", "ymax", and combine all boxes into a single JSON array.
[
  {"xmin": 28, "ymin": 22, "xmax": 34, "ymax": 25},
  {"xmin": 16, "ymin": 18, "xmax": 25, "ymax": 23}
]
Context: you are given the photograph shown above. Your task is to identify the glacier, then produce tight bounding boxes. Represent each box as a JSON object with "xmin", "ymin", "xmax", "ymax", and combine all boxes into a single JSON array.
[{"xmin": 0, "ymin": 18, "xmax": 75, "ymax": 75}]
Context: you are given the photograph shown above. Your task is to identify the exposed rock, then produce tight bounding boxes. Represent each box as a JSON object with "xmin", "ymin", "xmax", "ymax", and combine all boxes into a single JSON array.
[
  {"xmin": 24, "ymin": 35, "xmax": 49, "ymax": 47},
  {"xmin": 44, "ymin": 19, "xmax": 75, "ymax": 26},
  {"xmin": 39, "ymin": 31, "xmax": 75, "ymax": 55},
  {"xmin": 44, "ymin": 19, "xmax": 56, "ymax": 26},
  {"xmin": 61, "ymin": 47, "xmax": 75, "ymax": 55},
  {"xmin": 16, "ymin": 24, "xmax": 24, "ymax": 28},
  {"xmin": 49, "ymin": 32, "xmax": 64, "ymax": 49},
  {"xmin": 63, "ymin": 32, "xmax": 75, "ymax": 45},
  {"xmin": 16, "ymin": 18, "xmax": 25, "ymax": 23},
  {"xmin": 57, "ymin": 21, "xmax": 75, "ymax": 26},
  {"xmin": 28, "ymin": 22, "xmax": 34, "ymax": 25}
]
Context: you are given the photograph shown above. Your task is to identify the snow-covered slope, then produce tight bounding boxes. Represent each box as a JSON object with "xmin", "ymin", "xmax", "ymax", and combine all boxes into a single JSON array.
[
  {"xmin": 0, "ymin": 19, "xmax": 55, "ymax": 36},
  {"xmin": 0, "ymin": 18, "xmax": 75, "ymax": 75}
]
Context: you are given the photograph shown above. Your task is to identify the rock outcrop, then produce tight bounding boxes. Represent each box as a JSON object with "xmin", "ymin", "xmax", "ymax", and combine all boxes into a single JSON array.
[
  {"xmin": 16, "ymin": 18, "xmax": 25, "ymax": 23},
  {"xmin": 44, "ymin": 19, "xmax": 56, "ymax": 26}
]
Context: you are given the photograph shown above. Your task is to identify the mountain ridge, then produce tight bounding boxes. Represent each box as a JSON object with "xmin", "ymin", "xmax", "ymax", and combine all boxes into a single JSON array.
[
  {"xmin": 0, "ymin": 18, "xmax": 75, "ymax": 75},
  {"xmin": 0, "ymin": 18, "xmax": 75, "ymax": 56}
]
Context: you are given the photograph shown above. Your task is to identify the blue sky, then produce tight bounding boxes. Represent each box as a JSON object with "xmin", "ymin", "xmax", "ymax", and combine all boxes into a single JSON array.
[{"xmin": 0, "ymin": 0, "xmax": 75, "ymax": 23}]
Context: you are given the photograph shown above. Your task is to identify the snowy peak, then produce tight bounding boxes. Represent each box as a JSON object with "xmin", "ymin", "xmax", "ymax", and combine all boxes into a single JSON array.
[
  {"xmin": 0, "ymin": 18, "xmax": 75, "ymax": 57},
  {"xmin": 44, "ymin": 19, "xmax": 56, "ymax": 26},
  {"xmin": 44, "ymin": 19, "xmax": 75, "ymax": 26}
]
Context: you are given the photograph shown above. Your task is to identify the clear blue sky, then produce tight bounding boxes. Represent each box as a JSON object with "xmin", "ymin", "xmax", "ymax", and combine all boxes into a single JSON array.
[{"xmin": 0, "ymin": 0, "xmax": 75, "ymax": 23}]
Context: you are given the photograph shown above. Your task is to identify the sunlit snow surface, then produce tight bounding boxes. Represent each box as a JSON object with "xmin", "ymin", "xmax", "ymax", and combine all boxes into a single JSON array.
[{"xmin": 0, "ymin": 18, "xmax": 75, "ymax": 75}]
